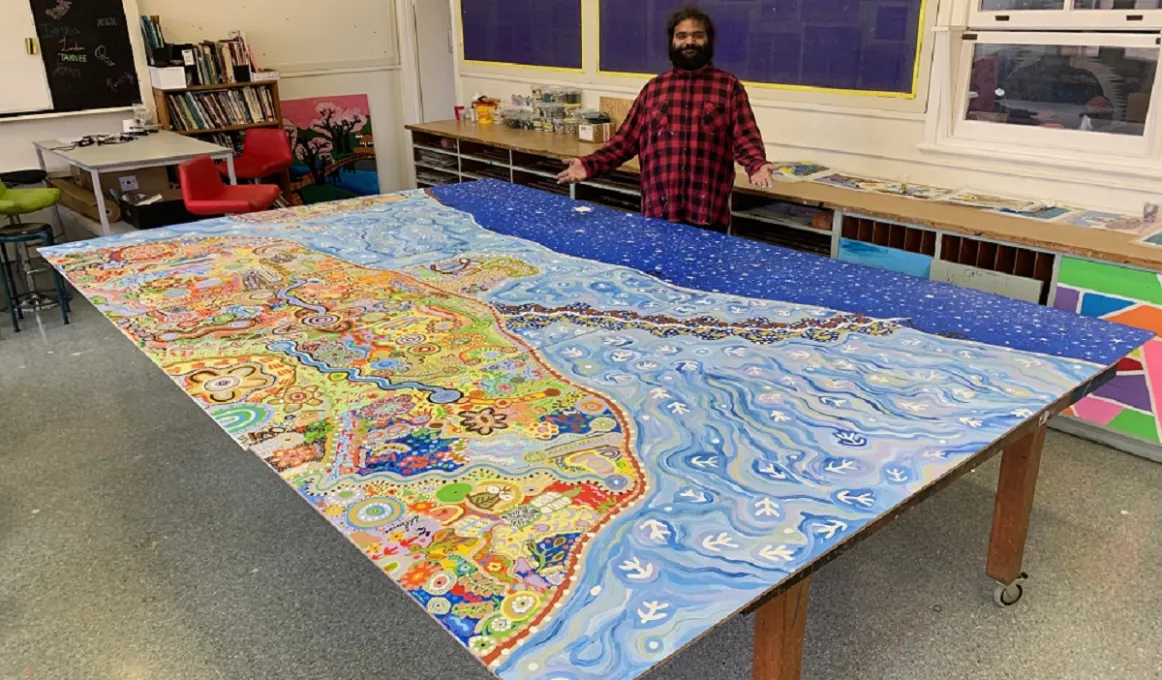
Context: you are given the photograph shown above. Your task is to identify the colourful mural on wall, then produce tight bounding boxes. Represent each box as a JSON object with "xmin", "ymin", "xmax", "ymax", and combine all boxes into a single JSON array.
[
  {"xmin": 281, "ymin": 94, "xmax": 379, "ymax": 205},
  {"xmin": 1053, "ymin": 257, "xmax": 1162, "ymax": 442}
]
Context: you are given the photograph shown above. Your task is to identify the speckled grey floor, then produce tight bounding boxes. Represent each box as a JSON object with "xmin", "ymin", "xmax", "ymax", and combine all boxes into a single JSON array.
[{"xmin": 2, "ymin": 300, "xmax": 1161, "ymax": 680}]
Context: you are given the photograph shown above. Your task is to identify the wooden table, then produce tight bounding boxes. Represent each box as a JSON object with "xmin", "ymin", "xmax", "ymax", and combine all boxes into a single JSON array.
[{"xmin": 45, "ymin": 180, "xmax": 1147, "ymax": 679}]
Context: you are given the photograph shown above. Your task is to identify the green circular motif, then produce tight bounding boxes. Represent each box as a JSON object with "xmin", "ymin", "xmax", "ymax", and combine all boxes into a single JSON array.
[
  {"xmin": 346, "ymin": 497, "xmax": 405, "ymax": 529},
  {"xmin": 436, "ymin": 482, "xmax": 473, "ymax": 503},
  {"xmin": 589, "ymin": 416, "xmax": 617, "ymax": 433}
]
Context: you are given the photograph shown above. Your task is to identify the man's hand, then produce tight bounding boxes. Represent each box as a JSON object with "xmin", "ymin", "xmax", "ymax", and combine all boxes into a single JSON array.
[
  {"xmin": 749, "ymin": 163, "xmax": 776, "ymax": 189},
  {"xmin": 556, "ymin": 158, "xmax": 588, "ymax": 185}
]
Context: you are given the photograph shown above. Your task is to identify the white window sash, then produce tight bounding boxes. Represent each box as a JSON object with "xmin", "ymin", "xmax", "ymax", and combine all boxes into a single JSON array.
[
  {"xmin": 944, "ymin": 30, "xmax": 1162, "ymax": 158},
  {"xmin": 968, "ymin": 0, "xmax": 1162, "ymax": 30}
]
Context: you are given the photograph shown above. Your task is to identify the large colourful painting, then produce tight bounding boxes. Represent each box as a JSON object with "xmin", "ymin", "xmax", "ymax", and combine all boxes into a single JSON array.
[
  {"xmin": 1053, "ymin": 257, "xmax": 1162, "ymax": 443},
  {"xmin": 281, "ymin": 94, "xmax": 379, "ymax": 205},
  {"xmin": 43, "ymin": 186, "xmax": 1132, "ymax": 680}
]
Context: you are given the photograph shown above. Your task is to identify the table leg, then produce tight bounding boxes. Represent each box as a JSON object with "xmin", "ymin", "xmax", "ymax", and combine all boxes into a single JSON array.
[
  {"xmin": 91, "ymin": 170, "xmax": 112, "ymax": 237},
  {"xmin": 753, "ymin": 577, "xmax": 809, "ymax": 680},
  {"xmin": 35, "ymin": 148, "xmax": 65, "ymax": 238},
  {"xmin": 986, "ymin": 424, "xmax": 1047, "ymax": 603},
  {"xmin": 226, "ymin": 156, "xmax": 237, "ymax": 185}
]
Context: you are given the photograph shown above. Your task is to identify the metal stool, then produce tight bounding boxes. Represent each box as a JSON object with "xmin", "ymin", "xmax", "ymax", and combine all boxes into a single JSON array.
[
  {"xmin": 0, "ymin": 169, "xmax": 51, "ymax": 315},
  {"xmin": 0, "ymin": 222, "xmax": 70, "ymax": 332}
]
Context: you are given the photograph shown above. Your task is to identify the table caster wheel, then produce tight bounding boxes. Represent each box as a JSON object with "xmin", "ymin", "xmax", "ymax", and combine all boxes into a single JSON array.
[{"xmin": 993, "ymin": 573, "xmax": 1028, "ymax": 608}]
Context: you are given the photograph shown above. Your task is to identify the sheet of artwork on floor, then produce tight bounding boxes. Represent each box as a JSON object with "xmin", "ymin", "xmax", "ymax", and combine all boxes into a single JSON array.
[
  {"xmin": 42, "ymin": 181, "xmax": 1149, "ymax": 680},
  {"xmin": 281, "ymin": 94, "xmax": 379, "ymax": 205}
]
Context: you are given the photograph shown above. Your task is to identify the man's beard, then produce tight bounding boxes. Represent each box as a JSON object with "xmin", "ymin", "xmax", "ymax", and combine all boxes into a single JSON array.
[{"xmin": 669, "ymin": 43, "xmax": 712, "ymax": 71}]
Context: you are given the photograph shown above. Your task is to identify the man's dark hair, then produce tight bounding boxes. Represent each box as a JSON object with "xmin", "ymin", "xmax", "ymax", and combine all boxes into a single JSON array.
[{"xmin": 667, "ymin": 6, "xmax": 715, "ymax": 45}]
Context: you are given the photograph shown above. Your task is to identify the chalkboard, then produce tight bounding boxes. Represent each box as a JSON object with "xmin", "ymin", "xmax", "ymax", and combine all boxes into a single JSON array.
[
  {"xmin": 461, "ymin": 0, "xmax": 582, "ymax": 70},
  {"xmin": 599, "ymin": 0, "xmax": 926, "ymax": 96},
  {"xmin": 31, "ymin": 0, "xmax": 141, "ymax": 112}
]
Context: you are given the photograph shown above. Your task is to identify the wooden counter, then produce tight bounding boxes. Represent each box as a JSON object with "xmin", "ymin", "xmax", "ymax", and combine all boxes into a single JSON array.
[{"xmin": 407, "ymin": 120, "xmax": 1162, "ymax": 271}]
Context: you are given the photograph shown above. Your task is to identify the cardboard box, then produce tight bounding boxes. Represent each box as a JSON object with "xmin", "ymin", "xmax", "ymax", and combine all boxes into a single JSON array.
[
  {"xmin": 149, "ymin": 66, "xmax": 188, "ymax": 90},
  {"xmin": 579, "ymin": 122, "xmax": 612, "ymax": 144},
  {"xmin": 121, "ymin": 189, "xmax": 197, "ymax": 229},
  {"xmin": 70, "ymin": 165, "xmax": 170, "ymax": 197},
  {"xmin": 50, "ymin": 178, "xmax": 122, "ymax": 224}
]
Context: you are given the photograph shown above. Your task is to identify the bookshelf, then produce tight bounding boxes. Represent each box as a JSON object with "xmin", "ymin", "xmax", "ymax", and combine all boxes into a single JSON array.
[{"xmin": 153, "ymin": 80, "xmax": 283, "ymax": 139}]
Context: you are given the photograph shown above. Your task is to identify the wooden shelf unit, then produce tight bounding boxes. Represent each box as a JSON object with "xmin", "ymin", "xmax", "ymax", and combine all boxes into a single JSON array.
[{"xmin": 153, "ymin": 80, "xmax": 283, "ymax": 138}]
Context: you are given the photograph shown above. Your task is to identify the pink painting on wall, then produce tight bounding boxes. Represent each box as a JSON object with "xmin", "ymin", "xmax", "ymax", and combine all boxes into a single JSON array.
[{"xmin": 281, "ymin": 94, "xmax": 378, "ymax": 205}]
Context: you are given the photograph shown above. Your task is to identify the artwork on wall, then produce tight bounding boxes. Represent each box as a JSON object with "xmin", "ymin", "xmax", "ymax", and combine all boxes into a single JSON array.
[
  {"xmin": 281, "ymin": 94, "xmax": 379, "ymax": 205},
  {"xmin": 1054, "ymin": 257, "xmax": 1162, "ymax": 443}
]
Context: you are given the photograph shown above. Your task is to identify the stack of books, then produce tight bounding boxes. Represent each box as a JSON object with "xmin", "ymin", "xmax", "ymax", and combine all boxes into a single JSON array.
[
  {"xmin": 190, "ymin": 38, "xmax": 253, "ymax": 86},
  {"xmin": 140, "ymin": 15, "xmax": 166, "ymax": 50},
  {"xmin": 166, "ymin": 87, "xmax": 277, "ymax": 132}
]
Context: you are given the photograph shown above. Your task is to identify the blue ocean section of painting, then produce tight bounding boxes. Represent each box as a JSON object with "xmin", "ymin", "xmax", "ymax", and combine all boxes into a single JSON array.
[{"xmin": 430, "ymin": 180, "xmax": 1151, "ymax": 366}]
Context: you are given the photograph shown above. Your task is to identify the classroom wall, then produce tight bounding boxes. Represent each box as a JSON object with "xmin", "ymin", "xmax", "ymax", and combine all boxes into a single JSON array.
[
  {"xmin": 0, "ymin": 0, "xmax": 153, "ymax": 174},
  {"xmin": 0, "ymin": 0, "xmax": 410, "ymax": 193},
  {"xmin": 137, "ymin": 0, "xmax": 409, "ymax": 193},
  {"xmin": 454, "ymin": 0, "xmax": 1158, "ymax": 213}
]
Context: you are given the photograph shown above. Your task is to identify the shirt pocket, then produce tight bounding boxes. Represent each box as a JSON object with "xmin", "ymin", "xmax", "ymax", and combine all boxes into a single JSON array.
[
  {"xmin": 698, "ymin": 102, "xmax": 730, "ymax": 138},
  {"xmin": 644, "ymin": 105, "xmax": 671, "ymax": 143}
]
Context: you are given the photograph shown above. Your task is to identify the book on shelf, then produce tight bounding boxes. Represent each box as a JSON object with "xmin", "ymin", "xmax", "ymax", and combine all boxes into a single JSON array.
[
  {"xmin": 166, "ymin": 86, "xmax": 277, "ymax": 132},
  {"xmin": 187, "ymin": 36, "xmax": 256, "ymax": 86},
  {"xmin": 140, "ymin": 15, "xmax": 166, "ymax": 49}
]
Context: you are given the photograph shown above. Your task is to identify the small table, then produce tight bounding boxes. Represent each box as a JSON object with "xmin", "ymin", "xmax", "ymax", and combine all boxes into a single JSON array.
[{"xmin": 32, "ymin": 131, "xmax": 236, "ymax": 236}]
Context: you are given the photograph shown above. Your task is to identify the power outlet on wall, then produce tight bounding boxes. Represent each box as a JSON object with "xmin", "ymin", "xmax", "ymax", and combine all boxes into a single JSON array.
[{"xmin": 120, "ymin": 175, "xmax": 139, "ymax": 192}]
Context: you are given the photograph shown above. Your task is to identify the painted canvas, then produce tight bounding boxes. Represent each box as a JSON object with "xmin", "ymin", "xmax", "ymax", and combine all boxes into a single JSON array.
[
  {"xmin": 1054, "ymin": 257, "xmax": 1162, "ymax": 443},
  {"xmin": 281, "ymin": 94, "xmax": 379, "ymax": 205},
  {"xmin": 1063, "ymin": 210, "xmax": 1148, "ymax": 233},
  {"xmin": 770, "ymin": 162, "xmax": 830, "ymax": 179},
  {"xmin": 814, "ymin": 173, "xmax": 950, "ymax": 200},
  {"xmin": 1139, "ymin": 228, "xmax": 1162, "ymax": 247},
  {"xmin": 42, "ymin": 183, "xmax": 1142, "ymax": 680},
  {"xmin": 941, "ymin": 191, "xmax": 1040, "ymax": 213},
  {"xmin": 996, "ymin": 205, "xmax": 1075, "ymax": 221}
]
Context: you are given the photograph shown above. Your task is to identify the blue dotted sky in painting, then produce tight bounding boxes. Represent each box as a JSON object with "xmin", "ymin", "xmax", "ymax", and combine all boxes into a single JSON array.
[{"xmin": 431, "ymin": 180, "xmax": 1152, "ymax": 366}]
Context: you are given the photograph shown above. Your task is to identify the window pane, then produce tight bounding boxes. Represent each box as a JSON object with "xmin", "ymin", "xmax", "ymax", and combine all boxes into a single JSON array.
[
  {"xmin": 966, "ymin": 44, "xmax": 1157, "ymax": 137},
  {"xmin": 980, "ymin": 0, "xmax": 1064, "ymax": 10},
  {"xmin": 1074, "ymin": 0, "xmax": 1161, "ymax": 9}
]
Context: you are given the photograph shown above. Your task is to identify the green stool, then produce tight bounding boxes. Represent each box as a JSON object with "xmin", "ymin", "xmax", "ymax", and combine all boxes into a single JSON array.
[{"xmin": 0, "ymin": 180, "xmax": 66, "ymax": 317}]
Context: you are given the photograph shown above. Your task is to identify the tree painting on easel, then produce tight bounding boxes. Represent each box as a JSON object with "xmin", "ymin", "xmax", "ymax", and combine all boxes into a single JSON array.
[{"xmin": 281, "ymin": 94, "xmax": 379, "ymax": 205}]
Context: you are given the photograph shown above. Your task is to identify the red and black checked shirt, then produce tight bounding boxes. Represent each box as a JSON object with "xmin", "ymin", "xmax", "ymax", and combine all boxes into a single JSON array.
[{"xmin": 579, "ymin": 66, "xmax": 768, "ymax": 227}]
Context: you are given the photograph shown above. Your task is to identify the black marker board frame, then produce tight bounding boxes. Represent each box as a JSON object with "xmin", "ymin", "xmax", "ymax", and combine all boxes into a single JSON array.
[
  {"xmin": 30, "ymin": 0, "xmax": 142, "ymax": 113},
  {"xmin": 460, "ymin": 0, "xmax": 583, "ymax": 71},
  {"xmin": 597, "ymin": 0, "xmax": 928, "ymax": 98}
]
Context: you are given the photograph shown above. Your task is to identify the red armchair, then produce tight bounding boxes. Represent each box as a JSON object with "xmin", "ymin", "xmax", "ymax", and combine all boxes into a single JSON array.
[
  {"xmin": 180, "ymin": 155, "xmax": 280, "ymax": 216},
  {"xmin": 217, "ymin": 128, "xmax": 294, "ymax": 180}
]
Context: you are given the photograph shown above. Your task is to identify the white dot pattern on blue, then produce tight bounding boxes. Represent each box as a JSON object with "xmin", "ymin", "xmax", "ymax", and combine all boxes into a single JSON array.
[{"xmin": 431, "ymin": 180, "xmax": 1151, "ymax": 366}]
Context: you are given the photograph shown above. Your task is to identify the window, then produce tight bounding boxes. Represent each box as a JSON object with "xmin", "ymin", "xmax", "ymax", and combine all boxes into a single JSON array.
[
  {"xmin": 932, "ymin": 31, "xmax": 1162, "ymax": 158},
  {"xmin": 969, "ymin": 0, "xmax": 1162, "ymax": 29},
  {"xmin": 965, "ymin": 42, "xmax": 1156, "ymax": 138}
]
